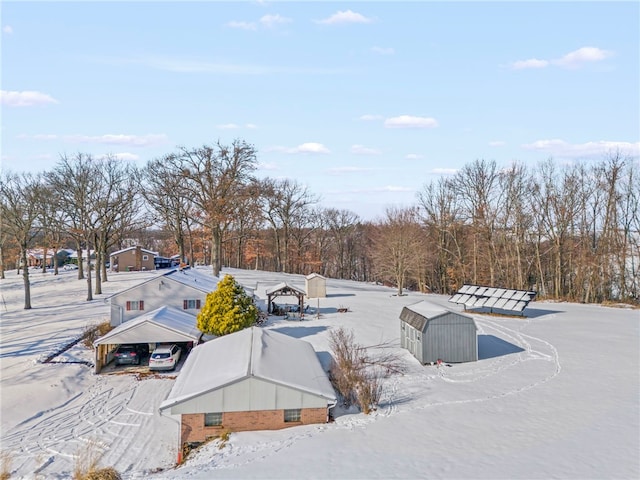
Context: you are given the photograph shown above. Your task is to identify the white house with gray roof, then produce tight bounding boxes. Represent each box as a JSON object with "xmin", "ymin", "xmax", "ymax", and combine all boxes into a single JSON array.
[{"xmin": 107, "ymin": 267, "xmax": 220, "ymax": 326}]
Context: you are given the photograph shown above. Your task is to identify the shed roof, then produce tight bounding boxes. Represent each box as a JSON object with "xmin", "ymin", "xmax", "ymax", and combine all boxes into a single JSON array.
[
  {"xmin": 400, "ymin": 300, "xmax": 476, "ymax": 332},
  {"xmin": 159, "ymin": 327, "xmax": 336, "ymax": 412},
  {"xmin": 305, "ymin": 273, "xmax": 325, "ymax": 280},
  {"xmin": 94, "ymin": 305, "xmax": 203, "ymax": 346}
]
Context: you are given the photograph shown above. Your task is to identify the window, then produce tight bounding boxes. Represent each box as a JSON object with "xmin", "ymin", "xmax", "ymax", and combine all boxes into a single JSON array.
[
  {"xmin": 204, "ymin": 412, "xmax": 223, "ymax": 426},
  {"xmin": 284, "ymin": 409, "xmax": 301, "ymax": 423},
  {"xmin": 126, "ymin": 300, "xmax": 144, "ymax": 311},
  {"xmin": 183, "ymin": 299, "xmax": 202, "ymax": 310},
  {"xmin": 142, "ymin": 255, "xmax": 149, "ymax": 261}
]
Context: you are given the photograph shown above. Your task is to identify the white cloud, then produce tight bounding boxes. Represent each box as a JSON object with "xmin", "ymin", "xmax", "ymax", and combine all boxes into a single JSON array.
[
  {"xmin": 371, "ymin": 46, "xmax": 394, "ymax": 55},
  {"xmin": 64, "ymin": 134, "xmax": 168, "ymax": 147},
  {"xmin": 227, "ymin": 21, "xmax": 257, "ymax": 30},
  {"xmin": 432, "ymin": 168, "xmax": 458, "ymax": 175},
  {"xmin": 552, "ymin": 47, "xmax": 614, "ymax": 69},
  {"xmin": 510, "ymin": 46, "xmax": 613, "ymax": 70},
  {"xmin": 245, "ymin": 123, "xmax": 258, "ymax": 129},
  {"xmin": 350, "ymin": 144, "xmax": 381, "ymax": 155},
  {"xmin": 359, "ymin": 114, "xmax": 383, "ymax": 121},
  {"xmin": 511, "ymin": 58, "xmax": 549, "ymax": 70},
  {"xmin": 405, "ymin": 153, "xmax": 423, "ymax": 160},
  {"xmin": 34, "ymin": 134, "xmax": 58, "ymax": 140},
  {"xmin": 376, "ymin": 185, "xmax": 413, "ymax": 193},
  {"xmin": 217, "ymin": 123, "xmax": 240, "ymax": 129},
  {"xmin": 522, "ymin": 139, "xmax": 640, "ymax": 158},
  {"xmin": 259, "ymin": 14, "xmax": 292, "ymax": 28},
  {"xmin": 489, "ymin": 141, "xmax": 506, "ymax": 147},
  {"xmin": 316, "ymin": 10, "xmax": 373, "ymax": 25},
  {"xmin": 258, "ymin": 161, "xmax": 278, "ymax": 171},
  {"xmin": 3, "ymin": 25, "xmax": 13, "ymax": 35},
  {"xmin": 97, "ymin": 152, "xmax": 140, "ymax": 161},
  {"xmin": 1, "ymin": 90, "xmax": 59, "ymax": 107},
  {"xmin": 384, "ymin": 115, "xmax": 438, "ymax": 129},
  {"xmin": 266, "ymin": 142, "xmax": 331, "ymax": 154}
]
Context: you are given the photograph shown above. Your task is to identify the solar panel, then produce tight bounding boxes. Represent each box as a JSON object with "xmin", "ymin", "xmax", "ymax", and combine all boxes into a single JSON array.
[{"xmin": 449, "ymin": 284, "xmax": 536, "ymax": 315}]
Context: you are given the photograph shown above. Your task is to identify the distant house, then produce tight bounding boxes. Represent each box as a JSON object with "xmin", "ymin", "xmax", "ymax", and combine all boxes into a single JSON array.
[
  {"xmin": 109, "ymin": 246, "xmax": 157, "ymax": 272},
  {"xmin": 93, "ymin": 305, "xmax": 205, "ymax": 373},
  {"xmin": 107, "ymin": 267, "xmax": 219, "ymax": 326},
  {"xmin": 305, "ymin": 273, "xmax": 326, "ymax": 298},
  {"xmin": 159, "ymin": 326, "xmax": 337, "ymax": 452},
  {"xmin": 400, "ymin": 300, "xmax": 478, "ymax": 364}
]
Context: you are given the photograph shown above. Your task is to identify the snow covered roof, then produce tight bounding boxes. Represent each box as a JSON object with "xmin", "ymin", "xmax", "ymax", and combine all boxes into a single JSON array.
[
  {"xmin": 305, "ymin": 273, "xmax": 325, "ymax": 280},
  {"xmin": 265, "ymin": 282, "xmax": 306, "ymax": 296},
  {"xmin": 110, "ymin": 246, "xmax": 158, "ymax": 256},
  {"xmin": 400, "ymin": 300, "xmax": 476, "ymax": 332},
  {"xmin": 108, "ymin": 267, "xmax": 220, "ymax": 299},
  {"xmin": 160, "ymin": 327, "xmax": 336, "ymax": 412},
  {"xmin": 94, "ymin": 305, "xmax": 203, "ymax": 345}
]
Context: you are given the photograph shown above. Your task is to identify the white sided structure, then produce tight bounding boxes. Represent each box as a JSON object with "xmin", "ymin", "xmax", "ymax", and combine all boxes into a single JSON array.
[
  {"xmin": 449, "ymin": 284, "xmax": 537, "ymax": 316},
  {"xmin": 107, "ymin": 267, "xmax": 219, "ymax": 326},
  {"xmin": 159, "ymin": 327, "xmax": 337, "ymax": 451},
  {"xmin": 305, "ymin": 273, "xmax": 326, "ymax": 298},
  {"xmin": 93, "ymin": 305, "xmax": 204, "ymax": 373}
]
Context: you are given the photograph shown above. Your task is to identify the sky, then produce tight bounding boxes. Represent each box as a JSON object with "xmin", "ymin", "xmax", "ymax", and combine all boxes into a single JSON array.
[
  {"xmin": 0, "ymin": 266, "xmax": 638, "ymax": 479},
  {"xmin": 1, "ymin": 1, "xmax": 639, "ymax": 220}
]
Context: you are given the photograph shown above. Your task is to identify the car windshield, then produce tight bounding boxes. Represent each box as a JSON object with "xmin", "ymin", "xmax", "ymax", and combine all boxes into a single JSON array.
[
  {"xmin": 118, "ymin": 347, "xmax": 135, "ymax": 353},
  {"xmin": 152, "ymin": 352, "xmax": 171, "ymax": 359}
]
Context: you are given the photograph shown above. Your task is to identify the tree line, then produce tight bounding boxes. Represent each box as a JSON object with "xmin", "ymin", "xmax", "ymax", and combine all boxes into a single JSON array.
[{"xmin": 1, "ymin": 139, "xmax": 638, "ymax": 309}]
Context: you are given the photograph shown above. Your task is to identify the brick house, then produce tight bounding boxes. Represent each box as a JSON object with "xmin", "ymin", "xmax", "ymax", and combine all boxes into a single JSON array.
[
  {"xmin": 109, "ymin": 246, "xmax": 157, "ymax": 272},
  {"xmin": 159, "ymin": 327, "xmax": 336, "ymax": 451}
]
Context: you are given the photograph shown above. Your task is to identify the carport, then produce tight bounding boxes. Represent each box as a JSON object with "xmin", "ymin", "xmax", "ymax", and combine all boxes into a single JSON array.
[{"xmin": 93, "ymin": 305, "xmax": 204, "ymax": 373}]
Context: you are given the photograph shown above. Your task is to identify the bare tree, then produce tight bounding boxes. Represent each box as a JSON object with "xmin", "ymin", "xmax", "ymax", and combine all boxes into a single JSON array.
[
  {"xmin": 371, "ymin": 206, "xmax": 424, "ymax": 296},
  {"xmin": 260, "ymin": 178, "xmax": 318, "ymax": 272},
  {"xmin": 0, "ymin": 171, "xmax": 43, "ymax": 309},
  {"xmin": 171, "ymin": 140, "xmax": 258, "ymax": 277}
]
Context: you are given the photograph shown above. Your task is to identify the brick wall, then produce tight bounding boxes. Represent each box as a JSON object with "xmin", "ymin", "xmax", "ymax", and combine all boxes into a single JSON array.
[{"xmin": 180, "ymin": 407, "xmax": 329, "ymax": 445}]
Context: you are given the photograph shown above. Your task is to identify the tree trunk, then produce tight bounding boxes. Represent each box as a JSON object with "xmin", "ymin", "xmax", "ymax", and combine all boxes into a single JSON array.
[{"xmin": 21, "ymin": 248, "xmax": 32, "ymax": 309}]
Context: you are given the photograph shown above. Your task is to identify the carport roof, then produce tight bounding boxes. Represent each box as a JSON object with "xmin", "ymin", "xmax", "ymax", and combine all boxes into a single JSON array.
[{"xmin": 94, "ymin": 305, "xmax": 204, "ymax": 346}]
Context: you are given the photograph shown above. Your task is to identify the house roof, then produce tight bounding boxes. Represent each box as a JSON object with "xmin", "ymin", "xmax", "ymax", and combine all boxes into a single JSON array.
[
  {"xmin": 400, "ymin": 300, "xmax": 476, "ymax": 332},
  {"xmin": 265, "ymin": 282, "xmax": 306, "ymax": 296},
  {"xmin": 108, "ymin": 267, "xmax": 220, "ymax": 299},
  {"xmin": 94, "ymin": 305, "xmax": 203, "ymax": 345},
  {"xmin": 159, "ymin": 327, "xmax": 336, "ymax": 412},
  {"xmin": 110, "ymin": 246, "xmax": 158, "ymax": 256}
]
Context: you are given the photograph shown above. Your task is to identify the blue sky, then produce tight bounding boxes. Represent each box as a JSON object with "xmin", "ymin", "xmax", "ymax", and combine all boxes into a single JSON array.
[{"xmin": 2, "ymin": 1, "xmax": 639, "ymax": 220}]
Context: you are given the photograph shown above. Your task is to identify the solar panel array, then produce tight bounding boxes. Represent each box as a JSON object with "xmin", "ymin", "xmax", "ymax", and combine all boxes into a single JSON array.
[{"xmin": 448, "ymin": 284, "xmax": 537, "ymax": 313}]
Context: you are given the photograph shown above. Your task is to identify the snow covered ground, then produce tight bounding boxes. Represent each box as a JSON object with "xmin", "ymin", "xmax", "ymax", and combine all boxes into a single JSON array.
[{"xmin": 1, "ymin": 266, "xmax": 638, "ymax": 479}]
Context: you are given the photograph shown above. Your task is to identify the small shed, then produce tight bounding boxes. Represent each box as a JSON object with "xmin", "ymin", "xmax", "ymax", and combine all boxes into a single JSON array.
[
  {"xmin": 265, "ymin": 282, "xmax": 306, "ymax": 315},
  {"xmin": 305, "ymin": 273, "xmax": 326, "ymax": 298},
  {"xmin": 399, "ymin": 300, "xmax": 478, "ymax": 364},
  {"xmin": 93, "ymin": 305, "xmax": 204, "ymax": 373}
]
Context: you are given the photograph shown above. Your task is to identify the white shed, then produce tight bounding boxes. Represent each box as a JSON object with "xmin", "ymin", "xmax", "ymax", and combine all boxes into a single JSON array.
[{"xmin": 305, "ymin": 273, "xmax": 326, "ymax": 298}]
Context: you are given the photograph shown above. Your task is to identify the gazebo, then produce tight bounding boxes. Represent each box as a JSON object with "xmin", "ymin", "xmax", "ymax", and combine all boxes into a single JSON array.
[{"xmin": 265, "ymin": 282, "xmax": 306, "ymax": 316}]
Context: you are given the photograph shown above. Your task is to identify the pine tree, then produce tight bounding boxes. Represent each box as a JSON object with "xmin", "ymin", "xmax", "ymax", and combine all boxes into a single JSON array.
[{"xmin": 197, "ymin": 274, "xmax": 258, "ymax": 336}]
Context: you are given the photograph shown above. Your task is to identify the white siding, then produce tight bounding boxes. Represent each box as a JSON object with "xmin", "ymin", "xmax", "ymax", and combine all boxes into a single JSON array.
[
  {"xmin": 170, "ymin": 377, "xmax": 329, "ymax": 414},
  {"xmin": 110, "ymin": 277, "xmax": 206, "ymax": 326}
]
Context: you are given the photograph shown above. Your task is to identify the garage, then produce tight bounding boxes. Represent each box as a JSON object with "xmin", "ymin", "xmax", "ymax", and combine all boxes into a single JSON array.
[{"xmin": 93, "ymin": 305, "xmax": 205, "ymax": 373}]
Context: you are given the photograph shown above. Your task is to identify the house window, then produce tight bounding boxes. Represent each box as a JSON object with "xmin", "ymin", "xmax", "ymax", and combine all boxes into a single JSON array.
[
  {"xmin": 284, "ymin": 409, "xmax": 301, "ymax": 423},
  {"xmin": 183, "ymin": 299, "xmax": 202, "ymax": 310},
  {"xmin": 126, "ymin": 300, "xmax": 144, "ymax": 311},
  {"xmin": 204, "ymin": 412, "xmax": 223, "ymax": 426},
  {"xmin": 142, "ymin": 255, "xmax": 149, "ymax": 261}
]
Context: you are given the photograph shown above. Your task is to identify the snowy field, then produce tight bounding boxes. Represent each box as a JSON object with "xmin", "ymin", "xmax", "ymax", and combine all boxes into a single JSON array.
[{"xmin": 0, "ymin": 266, "xmax": 638, "ymax": 480}]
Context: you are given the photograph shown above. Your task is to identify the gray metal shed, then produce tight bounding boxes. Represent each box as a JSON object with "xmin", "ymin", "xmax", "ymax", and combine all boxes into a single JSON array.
[{"xmin": 399, "ymin": 300, "xmax": 478, "ymax": 364}]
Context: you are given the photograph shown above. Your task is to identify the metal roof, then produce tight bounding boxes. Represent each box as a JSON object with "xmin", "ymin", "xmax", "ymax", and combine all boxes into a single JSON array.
[
  {"xmin": 94, "ymin": 305, "xmax": 204, "ymax": 345},
  {"xmin": 265, "ymin": 282, "xmax": 306, "ymax": 296},
  {"xmin": 159, "ymin": 327, "xmax": 336, "ymax": 412},
  {"xmin": 400, "ymin": 300, "xmax": 475, "ymax": 332}
]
